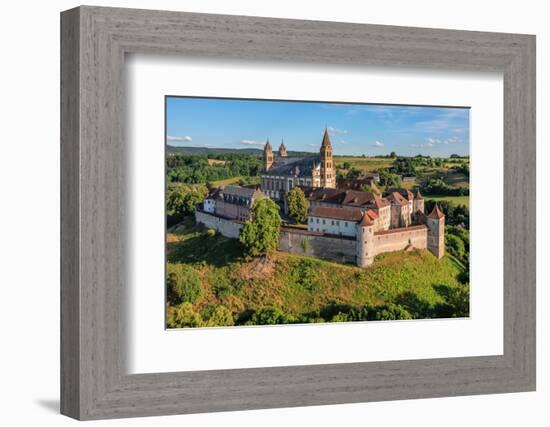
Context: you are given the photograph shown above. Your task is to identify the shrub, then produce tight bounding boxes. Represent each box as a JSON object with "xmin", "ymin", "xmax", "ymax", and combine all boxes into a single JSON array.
[
  {"xmin": 167, "ymin": 263, "xmax": 202, "ymax": 304},
  {"xmin": 369, "ymin": 303, "xmax": 412, "ymax": 321},
  {"xmin": 331, "ymin": 312, "xmax": 350, "ymax": 322},
  {"xmin": 246, "ymin": 307, "xmax": 291, "ymax": 325},
  {"xmin": 291, "ymin": 259, "xmax": 318, "ymax": 291},
  {"xmin": 167, "ymin": 302, "xmax": 203, "ymax": 328},
  {"xmin": 202, "ymin": 305, "xmax": 235, "ymax": 327},
  {"xmin": 206, "ymin": 228, "xmax": 217, "ymax": 237},
  {"xmin": 446, "ymin": 234, "xmax": 466, "ymax": 260}
]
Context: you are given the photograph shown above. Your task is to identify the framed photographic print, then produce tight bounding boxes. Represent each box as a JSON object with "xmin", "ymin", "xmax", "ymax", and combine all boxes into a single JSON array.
[{"xmin": 61, "ymin": 6, "xmax": 536, "ymax": 420}]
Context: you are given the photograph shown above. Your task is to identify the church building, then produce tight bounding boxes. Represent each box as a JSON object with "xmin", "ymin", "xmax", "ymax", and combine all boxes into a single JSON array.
[{"xmin": 260, "ymin": 129, "xmax": 336, "ymax": 200}]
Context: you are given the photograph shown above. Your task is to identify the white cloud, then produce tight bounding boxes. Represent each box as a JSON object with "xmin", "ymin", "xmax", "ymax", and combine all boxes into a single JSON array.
[
  {"xmin": 327, "ymin": 126, "xmax": 348, "ymax": 135},
  {"xmin": 239, "ymin": 139, "xmax": 264, "ymax": 146},
  {"xmin": 339, "ymin": 140, "xmax": 348, "ymax": 144},
  {"xmin": 413, "ymin": 136, "xmax": 461, "ymax": 148},
  {"xmin": 307, "ymin": 143, "xmax": 317, "ymax": 147},
  {"xmin": 167, "ymin": 135, "xmax": 192, "ymax": 142},
  {"xmin": 373, "ymin": 141, "xmax": 384, "ymax": 147}
]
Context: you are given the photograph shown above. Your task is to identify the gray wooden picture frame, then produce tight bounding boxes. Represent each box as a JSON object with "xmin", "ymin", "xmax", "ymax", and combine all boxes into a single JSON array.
[{"xmin": 60, "ymin": 5, "xmax": 536, "ymax": 421}]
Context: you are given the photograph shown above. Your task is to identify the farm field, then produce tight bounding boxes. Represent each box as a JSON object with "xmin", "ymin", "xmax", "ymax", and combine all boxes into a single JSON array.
[
  {"xmin": 166, "ymin": 218, "xmax": 468, "ymax": 327},
  {"xmin": 425, "ymin": 195, "xmax": 470, "ymax": 207},
  {"xmin": 334, "ymin": 156, "xmax": 394, "ymax": 173}
]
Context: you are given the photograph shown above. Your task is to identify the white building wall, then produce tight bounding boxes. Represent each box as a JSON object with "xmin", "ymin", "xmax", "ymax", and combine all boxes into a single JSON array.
[
  {"xmin": 307, "ymin": 216, "xmax": 357, "ymax": 237},
  {"xmin": 203, "ymin": 199, "xmax": 216, "ymax": 213}
]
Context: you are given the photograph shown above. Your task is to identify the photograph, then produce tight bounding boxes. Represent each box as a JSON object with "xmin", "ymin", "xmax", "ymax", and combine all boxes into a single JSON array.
[{"xmin": 165, "ymin": 97, "xmax": 471, "ymax": 328}]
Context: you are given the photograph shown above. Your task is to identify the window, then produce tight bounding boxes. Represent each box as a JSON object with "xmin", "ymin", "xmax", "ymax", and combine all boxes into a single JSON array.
[
  {"xmin": 345, "ymin": 222, "xmax": 348, "ymax": 227},
  {"xmin": 331, "ymin": 220, "xmax": 334, "ymax": 226},
  {"xmin": 316, "ymin": 218, "xmax": 319, "ymax": 224},
  {"xmin": 336, "ymin": 221, "xmax": 340, "ymax": 226},
  {"xmin": 322, "ymin": 219, "xmax": 326, "ymax": 225}
]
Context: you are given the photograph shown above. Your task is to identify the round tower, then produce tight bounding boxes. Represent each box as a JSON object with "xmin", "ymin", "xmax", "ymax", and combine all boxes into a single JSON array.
[
  {"xmin": 278, "ymin": 139, "xmax": 288, "ymax": 157},
  {"xmin": 427, "ymin": 204, "xmax": 445, "ymax": 259},
  {"xmin": 320, "ymin": 128, "xmax": 335, "ymax": 188},
  {"xmin": 263, "ymin": 139, "xmax": 273, "ymax": 171},
  {"xmin": 356, "ymin": 212, "xmax": 375, "ymax": 267}
]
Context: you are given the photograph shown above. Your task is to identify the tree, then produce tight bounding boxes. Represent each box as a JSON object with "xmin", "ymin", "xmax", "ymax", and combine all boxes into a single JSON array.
[
  {"xmin": 286, "ymin": 187, "xmax": 309, "ymax": 223},
  {"xmin": 246, "ymin": 307, "xmax": 290, "ymax": 325},
  {"xmin": 390, "ymin": 151, "xmax": 397, "ymax": 158},
  {"xmin": 203, "ymin": 305, "xmax": 235, "ymax": 327},
  {"xmin": 445, "ymin": 234, "xmax": 466, "ymax": 260},
  {"xmin": 359, "ymin": 184, "xmax": 376, "ymax": 194},
  {"xmin": 166, "ymin": 183, "xmax": 208, "ymax": 226},
  {"xmin": 167, "ymin": 302, "xmax": 203, "ymax": 328},
  {"xmin": 240, "ymin": 198, "xmax": 282, "ymax": 257},
  {"xmin": 378, "ymin": 170, "xmax": 402, "ymax": 188},
  {"xmin": 167, "ymin": 264, "xmax": 202, "ymax": 304},
  {"xmin": 346, "ymin": 168, "xmax": 361, "ymax": 179}
]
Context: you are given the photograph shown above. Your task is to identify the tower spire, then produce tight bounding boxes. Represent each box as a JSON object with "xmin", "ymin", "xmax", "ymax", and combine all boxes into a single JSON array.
[
  {"xmin": 321, "ymin": 127, "xmax": 332, "ymax": 147},
  {"xmin": 263, "ymin": 138, "xmax": 273, "ymax": 171},
  {"xmin": 278, "ymin": 138, "xmax": 287, "ymax": 157},
  {"xmin": 320, "ymin": 128, "xmax": 335, "ymax": 188}
]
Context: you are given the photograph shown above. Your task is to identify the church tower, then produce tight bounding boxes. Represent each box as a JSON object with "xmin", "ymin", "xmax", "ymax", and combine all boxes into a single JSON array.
[
  {"xmin": 263, "ymin": 139, "xmax": 273, "ymax": 171},
  {"xmin": 278, "ymin": 139, "xmax": 288, "ymax": 157},
  {"xmin": 427, "ymin": 204, "xmax": 445, "ymax": 259},
  {"xmin": 320, "ymin": 128, "xmax": 336, "ymax": 188}
]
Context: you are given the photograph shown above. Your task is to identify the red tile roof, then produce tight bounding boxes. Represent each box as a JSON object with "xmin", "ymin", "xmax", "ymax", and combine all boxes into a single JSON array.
[
  {"xmin": 309, "ymin": 206, "xmax": 364, "ymax": 222},
  {"xmin": 387, "ymin": 191, "xmax": 408, "ymax": 205},
  {"xmin": 366, "ymin": 209, "xmax": 378, "ymax": 220},
  {"xmin": 427, "ymin": 204, "xmax": 445, "ymax": 219},
  {"xmin": 359, "ymin": 212, "xmax": 374, "ymax": 226}
]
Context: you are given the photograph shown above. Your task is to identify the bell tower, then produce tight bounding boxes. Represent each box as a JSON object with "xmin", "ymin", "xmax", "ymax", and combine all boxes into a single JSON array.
[
  {"xmin": 263, "ymin": 139, "xmax": 273, "ymax": 171},
  {"xmin": 278, "ymin": 139, "xmax": 288, "ymax": 157},
  {"xmin": 320, "ymin": 128, "xmax": 335, "ymax": 188}
]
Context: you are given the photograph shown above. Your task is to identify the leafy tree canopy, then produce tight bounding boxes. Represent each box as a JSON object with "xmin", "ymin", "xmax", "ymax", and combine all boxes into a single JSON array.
[
  {"xmin": 286, "ymin": 187, "xmax": 309, "ymax": 224},
  {"xmin": 166, "ymin": 184, "xmax": 208, "ymax": 226},
  {"xmin": 239, "ymin": 197, "xmax": 282, "ymax": 257}
]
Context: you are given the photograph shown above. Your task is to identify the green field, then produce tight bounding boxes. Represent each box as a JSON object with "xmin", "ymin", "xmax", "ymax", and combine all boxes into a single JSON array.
[
  {"xmin": 166, "ymin": 219, "xmax": 468, "ymax": 327},
  {"xmin": 425, "ymin": 195, "xmax": 470, "ymax": 207},
  {"xmin": 210, "ymin": 175, "xmax": 260, "ymax": 187},
  {"xmin": 334, "ymin": 157, "xmax": 394, "ymax": 173}
]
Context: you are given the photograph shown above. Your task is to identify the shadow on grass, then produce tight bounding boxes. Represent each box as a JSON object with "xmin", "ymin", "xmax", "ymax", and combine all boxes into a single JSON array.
[
  {"xmin": 167, "ymin": 224, "xmax": 244, "ymax": 267},
  {"xmin": 395, "ymin": 283, "xmax": 470, "ymax": 319}
]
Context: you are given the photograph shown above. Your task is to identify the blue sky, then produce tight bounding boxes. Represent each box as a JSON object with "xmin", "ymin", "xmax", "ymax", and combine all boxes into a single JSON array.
[{"xmin": 166, "ymin": 97, "xmax": 469, "ymax": 157}]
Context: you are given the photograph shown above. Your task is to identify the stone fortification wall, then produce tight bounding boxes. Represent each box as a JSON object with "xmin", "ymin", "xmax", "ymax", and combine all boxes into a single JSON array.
[
  {"xmin": 279, "ymin": 228, "xmax": 356, "ymax": 264},
  {"xmin": 197, "ymin": 210, "xmax": 436, "ymax": 268},
  {"xmin": 195, "ymin": 210, "xmax": 243, "ymax": 239},
  {"xmin": 373, "ymin": 225, "xmax": 428, "ymax": 256}
]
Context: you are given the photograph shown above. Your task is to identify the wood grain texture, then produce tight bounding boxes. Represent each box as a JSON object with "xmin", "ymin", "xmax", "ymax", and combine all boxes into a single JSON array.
[{"xmin": 60, "ymin": 6, "xmax": 536, "ymax": 420}]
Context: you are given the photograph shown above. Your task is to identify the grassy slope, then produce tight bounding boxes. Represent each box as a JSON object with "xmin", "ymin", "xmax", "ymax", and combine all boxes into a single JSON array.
[{"xmin": 167, "ymin": 219, "xmax": 466, "ymax": 323}]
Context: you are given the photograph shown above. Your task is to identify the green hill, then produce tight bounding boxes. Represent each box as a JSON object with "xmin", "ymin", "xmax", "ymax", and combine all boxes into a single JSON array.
[{"xmin": 166, "ymin": 219, "xmax": 468, "ymax": 327}]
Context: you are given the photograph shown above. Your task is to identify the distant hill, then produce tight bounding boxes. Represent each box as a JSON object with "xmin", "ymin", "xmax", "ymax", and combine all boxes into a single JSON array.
[{"xmin": 167, "ymin": 145, "xmax": 315, "ymax": 157}]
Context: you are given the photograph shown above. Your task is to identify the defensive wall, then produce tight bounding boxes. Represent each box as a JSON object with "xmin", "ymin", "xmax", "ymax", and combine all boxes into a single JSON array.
[
  {"xmin": 372, "ymin": 225, "xmax": 428, "ymax": 256},
  {"xmin": 195, "ymin": 210, "xmax": 243, "ymax": 239},
  {"xmin": 196, "ymin": 210, "xmax": 434, "ymax": 267},
  {"xmin": 279, "ymin": 227, "xmax": 357, "ymax": 264}
]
